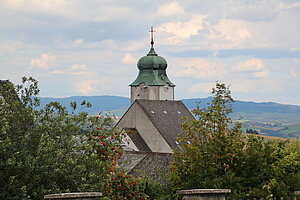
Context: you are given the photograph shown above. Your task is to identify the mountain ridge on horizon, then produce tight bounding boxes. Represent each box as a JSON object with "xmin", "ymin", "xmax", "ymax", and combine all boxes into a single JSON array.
[
  {"xmin": 39, "ymin": 95, "xmax": 300, "ymax": 107},
  {"xmin": 38, "ymin": 95, "xmax": 300, "ymax": 139},
  {"xmin": 38, "ymin": 95, "xmax": 300, "ymax": 122}
]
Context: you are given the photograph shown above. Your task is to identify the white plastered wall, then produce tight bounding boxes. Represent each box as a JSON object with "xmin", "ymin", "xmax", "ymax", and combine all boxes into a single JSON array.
[
  {"xmin": 131, "ymin": 84, "xmax": 174, "ymax": 103},
  {"xmin": 116, "ymin": 102, "xmax": 173, "ymax": 153}
]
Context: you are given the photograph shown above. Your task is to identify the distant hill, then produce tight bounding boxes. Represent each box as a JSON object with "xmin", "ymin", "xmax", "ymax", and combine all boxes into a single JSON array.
[
  {"xmin": 38, "ymin": 95, "xmax": 300, "ymax": 138},
  {"xmin": 39, "ymin": 95, "xmax": 300, "ymax": 122},
  {"xmin": 182, "ymin": 97, "xmax": 300, "ymax": 123},
  {"xmin": 39, "ymin": 96, "xmax": 130, "ymax": 115}
]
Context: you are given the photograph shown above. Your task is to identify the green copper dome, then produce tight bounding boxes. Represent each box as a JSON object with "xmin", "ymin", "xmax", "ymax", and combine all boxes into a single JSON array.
[
  {"xmin": 137, "ymin": 47, "xmax": 167, "ymax": 70},
  {"xmin": 130, "ymin": 40, "xmax": 175, "ymax": 87}
]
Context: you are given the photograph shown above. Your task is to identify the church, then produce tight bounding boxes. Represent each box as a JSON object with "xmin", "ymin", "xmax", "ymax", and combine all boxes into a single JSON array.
[{"xmin": 116, "ymin": 28, "xmax": 193, "ymax": 156}]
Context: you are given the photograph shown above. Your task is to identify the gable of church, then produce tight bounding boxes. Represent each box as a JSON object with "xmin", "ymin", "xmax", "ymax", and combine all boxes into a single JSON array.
[
  {"xmin": 116, "ymin": 99, "xmax": 193, "ymax": 153},
  {"xmin": 116, "ymin": 100, "xmax": 173, "ymax": 153},
  {"xmin": 136, "ymin": 100, "xmax": 193, "ymax": 150}
]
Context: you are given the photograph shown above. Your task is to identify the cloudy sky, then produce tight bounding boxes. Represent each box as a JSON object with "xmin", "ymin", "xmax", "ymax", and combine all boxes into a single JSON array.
[{"xmin": 1, "ymin": 0, "xmax": 300, "ymax": 105}]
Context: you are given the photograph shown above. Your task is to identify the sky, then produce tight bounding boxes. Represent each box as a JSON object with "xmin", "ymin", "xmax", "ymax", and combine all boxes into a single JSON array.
[{"xmin": 1, "ymin": 0, "xmax": 300, "ymax": 105}]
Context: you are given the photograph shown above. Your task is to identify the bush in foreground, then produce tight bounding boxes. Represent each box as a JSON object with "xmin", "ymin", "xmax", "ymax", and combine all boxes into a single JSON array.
[{"xmin": 169, "ymin": 83, "xmax": 300, "ymax": 199}]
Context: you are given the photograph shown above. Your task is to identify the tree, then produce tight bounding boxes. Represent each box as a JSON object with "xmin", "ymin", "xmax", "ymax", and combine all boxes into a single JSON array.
[
  {"xmin": 0, "ymin": 77, "xmax": 147, "ymax": 200},
  {"xmin": 169, "ymin": 83, "xmax": 244, "ymax": 194},
  {"xmin": 169, "ymin": 83, "xmax": 300, "ymax": 198}
]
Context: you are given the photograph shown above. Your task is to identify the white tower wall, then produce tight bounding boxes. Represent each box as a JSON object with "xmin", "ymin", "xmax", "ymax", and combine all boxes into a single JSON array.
[{"xmin": 131, "ymin": 83, "xmax": 174, "ymax": 103}]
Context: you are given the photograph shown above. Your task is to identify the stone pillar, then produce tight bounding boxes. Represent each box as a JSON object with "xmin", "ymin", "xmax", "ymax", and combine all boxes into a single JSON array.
[
  {"xmin": 176, "ymin": 189, "xmax": 231, "ymax": 200},
  {"xmin": 44, "ymin": 192, "xmax": 103, "ymax": 200},
  {"xmin": 295, "ymin": 191, "xmax": 300, "ymax": 200}
]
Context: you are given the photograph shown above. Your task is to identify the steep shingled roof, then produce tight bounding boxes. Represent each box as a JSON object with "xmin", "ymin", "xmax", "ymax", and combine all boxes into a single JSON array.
[
  {"xmin": 121, "ymin": 151, "xmax": 173, "ymax": 183},
  {"xmin": 123, "ymin": 128, "xmax": 151, "ymax": 152},
  {"xmin": 136, "ymin": 100, "xmax": 193, "ymax": 150}
]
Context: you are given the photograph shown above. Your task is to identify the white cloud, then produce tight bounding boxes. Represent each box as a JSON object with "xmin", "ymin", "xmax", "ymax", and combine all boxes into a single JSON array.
[
  {"xmin": 30, "ymin": 53, "xmax": 56, "ymax": 69},
  {"xmin": 172, "ymin": 58, "xmax": 226, "ymax": 79},
  {"xmin": 189, "ymin": 82, "xmax": 216, "ymax": 93},
  {"xmin": 230, "ymin": 79, "xmax": 283, "ymax": 93},
  {"xmin": 157, "ymin": 15, "xmax": 206, "ymax": 43},
  {"xmin": 74, "ymin": 79, "xmax": 98, "ymax": 94},
  {"xmin": 73, "ymin": 38, "xmax": 85, "ymax": 46},
  {"xmin": 70, "ymin": 64, "xmax": 87, "ymax": 71},
  {"xmin": 121, "ymin": 54, "xmax": 136, "ymax": 64},
  {"xmin": 207, "ymin": 19, "xmax": 253, "ymax": 49},
  {"xmin": 2, "ymin": 0, "xmax": 300, "ymax": 105},
  {"xmin": 0, "ymin": 41, "xmax": 23, "ymax": 54},
  {"xmin": 233, "ymin": 58, "xmax": 265, "ymax": 72},
  {"xmin": 290, "ymin": 71, "xmax": 300, "ymax": 77},
  {"xmin": 232, "ymin": 58, "xmax": 269, "ymax": 78},
  {"xmin": 50, "ymin": 70, "xmax": 92, "ymax": 76},
  {"xmin": 3, "ymin": 0, "xmax": 67, "ymax": 8},
  {"xmin": 157, "ymin": 2, "xmax": 184, "ymax": 16},
  {"xmin": 91, "ymin": 7, "xmax": 138, "ymax": 22},
  {"xmin": 50, "ymin": 70, "xmax": 65, "ymax": 75},
  {"xmin": 253, "ymin": 70, "xmax": 269, "ymax": 78},
  {"xmin": 2, "ymin": 0, "xmax": 70, "ymax": 18},
  {"xmin": 50, "ymin": 64, "xmax": 89, "ymax": 75},
  {"xmin": 290, "ymin": 48, "xmax": 300, "ymax": 52},
  {"xmin": 186, "ymin": 77, "xmax": 283, "ymax": 95},
  {"xmin": 276, "ymin": 1, "xmax": 300, "ymax": 10}
]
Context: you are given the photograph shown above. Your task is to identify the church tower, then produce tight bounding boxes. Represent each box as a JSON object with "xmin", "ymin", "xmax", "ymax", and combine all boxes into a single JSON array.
[
  {"xmin": 130, "ymin": 27, "xmax": 175, "ymax": 104},
  {"xmin": 117, "ymin": 28, "xmax": 192, "ymax": 153}
]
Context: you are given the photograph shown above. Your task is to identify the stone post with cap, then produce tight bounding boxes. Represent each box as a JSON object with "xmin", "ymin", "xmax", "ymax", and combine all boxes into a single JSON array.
[
  {"xmin": 44, "ymin": 192, "xmax": 103, "ymax": 200},
  {"xmin": 176, "ymin": 189, "xmax": 231, "ymax": 200}
]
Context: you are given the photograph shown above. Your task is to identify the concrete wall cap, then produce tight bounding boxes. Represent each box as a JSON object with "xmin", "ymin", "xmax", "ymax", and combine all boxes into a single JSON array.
[
  {"xmin": 176, "ymin": 189, "xmax": 231, "ymax": 194},
  {"xmin": 44, "ymin": 192, "xmax": 103, "ymax": 199}
]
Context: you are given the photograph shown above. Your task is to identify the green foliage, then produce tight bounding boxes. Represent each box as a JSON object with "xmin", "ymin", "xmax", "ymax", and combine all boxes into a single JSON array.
[
  {"xmin": 143, "ymin": 176, "xmax": 176, "ymax": 200},
  {"xmin": 93, "ymin": 126, "xmax": 148, "ymax": 199},
  {"xmin": 0, "ymin": 77, "xmax": 147, "ymax": 200},
  {"xmin": 170, "ymin": 83, "xmax": 244, "ymax": 191},
  {"xmin": 169, "ymin": 83, "xmax": 300, "ymax": 198},
  {"xmin": 103, "ymin": 171, "xmax": 147, "ymax": 200}
]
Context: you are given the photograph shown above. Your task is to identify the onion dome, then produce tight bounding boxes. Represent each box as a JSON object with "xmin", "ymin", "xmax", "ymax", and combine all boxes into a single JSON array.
[
  {"xmin": 137, "ymin": 46, "xmax": 168, "ymax": 70},
  {"xmin": 130, "ymin": 28, "xmax": 175, "ymax": 87}
]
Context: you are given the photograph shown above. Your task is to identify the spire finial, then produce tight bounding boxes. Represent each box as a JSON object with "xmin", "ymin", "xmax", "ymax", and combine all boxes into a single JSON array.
[
  {"xmin": 147, "ymin": 26, "xmax": 158, "ymax": 56},
  {"xmin": 149, "ymin": 26, "xmax": 155, "ymax": 47}
]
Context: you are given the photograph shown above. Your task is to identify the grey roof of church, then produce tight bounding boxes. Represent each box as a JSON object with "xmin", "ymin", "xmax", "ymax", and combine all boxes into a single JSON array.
[
  {"xmin": 121, "ymin": 151, "xmax": 173, "ymax": 183},
  {"xmin": 136, "ymin": 99, "xmax": 193, "ymax": 150},
  {"xmin": 123, "ymin": 128, "xmax": 151, "ymax": 152}
]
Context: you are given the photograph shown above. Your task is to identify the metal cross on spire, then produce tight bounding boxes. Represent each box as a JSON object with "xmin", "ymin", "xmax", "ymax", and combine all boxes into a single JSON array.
[{"xmin": 149, "ymin": 26, "xmax": 155, "ymax": 47}]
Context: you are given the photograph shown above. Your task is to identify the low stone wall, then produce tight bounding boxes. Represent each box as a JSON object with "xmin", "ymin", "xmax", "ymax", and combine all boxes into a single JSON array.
[
  {"xmin": 44, "ymin": 192, "xmax": 103, "ymax": 200},
  {"xmin": 176, "ymin": 189, "xmax": 231, "ymax": 200}
]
